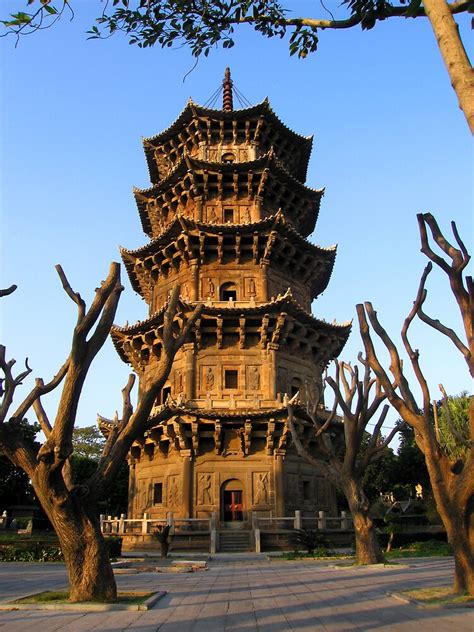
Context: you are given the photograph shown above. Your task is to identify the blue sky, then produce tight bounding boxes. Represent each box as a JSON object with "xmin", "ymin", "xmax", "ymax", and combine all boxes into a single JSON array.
[{"xmin": 1, "ymin": 2, "xmax": 472, "ymax": 436}]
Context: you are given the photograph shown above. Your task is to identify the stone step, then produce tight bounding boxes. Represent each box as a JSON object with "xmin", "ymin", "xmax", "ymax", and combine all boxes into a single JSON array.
[{"xmin": 218, "ymin": 531, "xmax": 251, "ymax": 552}]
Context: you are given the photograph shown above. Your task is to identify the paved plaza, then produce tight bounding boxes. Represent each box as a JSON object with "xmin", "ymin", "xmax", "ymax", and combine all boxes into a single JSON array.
[{"xmin": 0, "ymin": 556, "xmax": 472, "ymax": 631}]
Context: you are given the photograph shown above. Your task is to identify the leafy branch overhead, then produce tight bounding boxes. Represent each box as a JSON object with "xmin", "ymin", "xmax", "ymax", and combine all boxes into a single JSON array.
[{"xmin": 1, "ymin": 1, "xmax": 471, "ymax": 58}]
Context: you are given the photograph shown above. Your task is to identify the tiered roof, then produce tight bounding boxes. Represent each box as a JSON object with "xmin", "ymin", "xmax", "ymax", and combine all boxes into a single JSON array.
[
  {"xmin": 111, "ymin": 293, "xmax": 351, "ymax": 372},
  {"xmin": 120, "ymin": 213, "xmax": 336, "ymax": 304},
  {"xmin": 143, "ymin": 99, "xmax": 313, "ymax": 183},
  {"xmin": 133, "ymin": 152, "xmax": 323, "ymax": 239}
]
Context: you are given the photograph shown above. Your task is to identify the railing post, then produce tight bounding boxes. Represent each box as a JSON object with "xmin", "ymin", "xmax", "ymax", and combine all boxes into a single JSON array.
[
  {"xmin": 210, "ymin": 511, "xmax": 217, "ymax": 554},
  {"xmin": 294, "ymin": 510, "xmax": 302, "ymax": 530},
  {"xmin": 254, "ymin": 528, "xmax": 261, "ymax": 553},
  {"xmin": 341, "ymin": 511, "xmax": 349, "ymax": 530},
  {"xmin": 119, "ymin": 513, "xmax": 126, "ymax": 534},
  {"xmin": 142, "ymin": 512, "xmax": 149, "ymax": 535},
  {"xmin": 100, "ymin": 514, "xmax": 105, "ymax": 533},
  {"xmin": 318, "ymin": 510, "xmax": 327, "ymax": 530},
  {"xmin": 252, "ymin": 511, "xmax": 259, "ymax": 530}
]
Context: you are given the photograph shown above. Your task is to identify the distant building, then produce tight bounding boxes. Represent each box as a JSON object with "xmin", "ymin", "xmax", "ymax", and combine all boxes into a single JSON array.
[{"xmin": 103, "ymin": 70, "xmax": 350, "ymax": 531}]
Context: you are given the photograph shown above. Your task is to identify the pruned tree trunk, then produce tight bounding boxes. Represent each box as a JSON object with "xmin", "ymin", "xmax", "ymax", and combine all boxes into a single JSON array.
[
  {"xmin": 34, "ymin": 481, "xmax": 116, "ymax": 602},
  {"xmin": 423, "ymin": 0, "xmax": 474, "ymax": 134},
  {"xmin": 421, "ymin": 446, "xmax": 474, "ymax": 594},
  {"xmin": 342, "ymin": 476, "xmax": 384, "ymax": 565}
]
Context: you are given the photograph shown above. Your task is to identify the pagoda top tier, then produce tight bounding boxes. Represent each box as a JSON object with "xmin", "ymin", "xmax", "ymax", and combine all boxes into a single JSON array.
[{"xmin": 142, "ymin": 85, "xmax": 313, "ymax": 184}]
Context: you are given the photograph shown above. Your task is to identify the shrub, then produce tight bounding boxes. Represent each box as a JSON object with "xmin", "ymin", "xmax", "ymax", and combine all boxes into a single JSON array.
[{"xmin": 293, "ymin": 528, "xmax": 328, "ymax": 555}]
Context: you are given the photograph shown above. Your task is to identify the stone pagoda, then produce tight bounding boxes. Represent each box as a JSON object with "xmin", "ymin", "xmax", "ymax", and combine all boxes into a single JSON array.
[{"xmin": 109, "ymin": 70, "xmax": 350, "ymax": 530}]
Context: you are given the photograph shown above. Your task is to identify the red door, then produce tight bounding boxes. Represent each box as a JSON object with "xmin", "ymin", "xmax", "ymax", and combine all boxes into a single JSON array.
[{"xmin": 223, "ymin": 490, "xmax": 243, "ymax": 521}]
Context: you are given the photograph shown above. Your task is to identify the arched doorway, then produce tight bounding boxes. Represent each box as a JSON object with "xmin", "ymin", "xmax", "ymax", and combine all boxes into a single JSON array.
[{"xmin": 221, "ymin": 479, "xmax": 244, "ymax": 522}]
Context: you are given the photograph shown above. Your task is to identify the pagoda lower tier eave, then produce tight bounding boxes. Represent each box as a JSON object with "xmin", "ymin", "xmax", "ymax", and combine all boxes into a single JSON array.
[
  {"xmin": 119, "ymin": 212, "xmax": 337, "ymax": 304},
  {"xmin": 97, "ymin": 403, "xmax": 337, "ymax": 460},
  {"xmin": 110, "ymin": 294, "xmax": 351, "ymax": 370},
  {"xmin": 134, "ymin": 151, "xmax": 322, "ymax": 239}
]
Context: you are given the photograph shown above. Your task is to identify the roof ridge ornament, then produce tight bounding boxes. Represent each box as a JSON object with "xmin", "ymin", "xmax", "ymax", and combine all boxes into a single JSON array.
[{"xmin": 223, "ymin": 67, "xmax": 233, "ymax": 112}]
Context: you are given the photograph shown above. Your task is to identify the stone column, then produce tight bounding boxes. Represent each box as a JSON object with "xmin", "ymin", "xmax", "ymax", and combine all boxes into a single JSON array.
[
  {"xmin": 127, "ymin": 458, "xmax": 136, "ymax": 518},
  {"xmin": 183, "ymin": 342, "xmax": 196, "ymax": 400},
  {"xmin": 267, "ymin": 343, "xmax": 278, "ymax": 400},
  {"xmin": 190, "ymin": 259, "xmax": 199, "ymax": 300},
  {"xmin": 260, "ymin": 258, "xmax": 269, "ymax": 301},
  {"xmin": 273, "ymin": 451, "xmax": 285, "ymax": 517},
  {"xmin": 195, "ymin": 196, "xmax": 203, "ymax": 221},
  {"xmin": 181, "ymin": 449, "xmax": 193, "ymax": 518}
]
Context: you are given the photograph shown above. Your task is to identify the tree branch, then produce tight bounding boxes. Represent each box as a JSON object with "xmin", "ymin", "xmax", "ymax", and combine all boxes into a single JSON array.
[{"xmin": 0, "ymin": 284, "xmax": 17, "ymax": 297}]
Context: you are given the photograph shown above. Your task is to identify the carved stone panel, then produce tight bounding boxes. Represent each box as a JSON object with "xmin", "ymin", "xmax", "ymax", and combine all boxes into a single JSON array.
[
  {"xmin": 253, "ymin": 472, "xmax": 269, "ymax": 505},
  {"xmin": 202, "ymin": 365, "xmax": 217, "ymax": 393},
  {"xmin": 247, "ymin": 366, "xmax": 260, "ymax": 391},
  {"xmin": 167, "ymin": 475, "xmax": 181, "ymax": 509},
  {"xmin": 197, "ymin": 473, "xmax": 214, "ymax": 506}
]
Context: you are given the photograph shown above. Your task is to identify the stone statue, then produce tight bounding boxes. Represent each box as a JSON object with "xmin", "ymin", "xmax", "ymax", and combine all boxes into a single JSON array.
[
  {"xmin": 208, "ymin": 278, "xmax": 215, "ymax": 297},
  {"xmin": 248, "ymin": 278, "xmax": 256, "ymax": 297},
  {"xmin": 205, "ymin": 367, "xmax": 215, "ymax": 391},
  {"xmin": 248, "ymin": 366, "xmax": 260, "ymax": 391},
  {"xmin": 199, "ymin": 474, "xmax": 212, "ymax": 505},
  {"xmin": 255, "ymin": 473, "xmax": 268, "ymax": 504}
]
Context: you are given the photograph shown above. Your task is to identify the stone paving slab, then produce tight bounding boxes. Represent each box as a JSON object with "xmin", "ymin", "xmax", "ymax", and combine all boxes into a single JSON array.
[{"xmin": 0, "ymin": 557, "xmax": 472, "ymax": 631}]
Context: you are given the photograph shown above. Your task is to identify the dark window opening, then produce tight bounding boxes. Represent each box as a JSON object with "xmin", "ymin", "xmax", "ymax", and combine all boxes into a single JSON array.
[
  {"xmin": 223, "ymin": 289, "xmax": 237, "ymax": 301},
  {"xmin": 153, "ymin": 483, "xmax": 163, "ymax": 504},
  {"xmin": 224, "ymin": 208, "xmax": 234, "ymax": 223},
  {"xmin": 220, "ymin": 281, "xmax": 238, "ymax": 301},
  {"xmin": 162, "ymin": 386, "xmax": 171, "ymax": 403},
  {"xmin": 291, "ymin": 379, "xmax": 302, "ymax": 398},
  {"xmin": 221, "ymin": 152, "xmax": 235, "ymax": 164},
  {"xmin": 291, "ymin": 385, "xmax": 300, "ymax": 397},
  {"xmin": 225, "ymin": 370, "xmax": 238, "ymax": 389}
]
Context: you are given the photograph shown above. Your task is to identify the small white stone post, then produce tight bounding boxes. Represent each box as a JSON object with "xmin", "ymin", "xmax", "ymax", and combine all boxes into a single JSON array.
[
  {"xmin": 294, "ymin": 510, "xmax": 302, "ymax": 530},
  {"xmin": 341, "ymin": 511, "xmax": 349, "ymax": 530},
  {"xmin": 167, "ymin": 511, "xmax": 174, "ymax": 534},
  {"xmin": 210, "ymin": 512, "xmax": 217, "ymax": 555},
  {"xmin": 318, "ymin": 510, "xmax": 327, "ymax": 531},
  {"xmin": 142, "ymin": 512, "xmax": 149, "ymax": 535},
  {"xmin": 119, "ymin": 513, "xmax": 126, "ymax": 534}
]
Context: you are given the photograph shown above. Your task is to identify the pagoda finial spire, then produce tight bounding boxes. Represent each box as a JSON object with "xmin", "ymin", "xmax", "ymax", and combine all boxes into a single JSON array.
[{"xmin": 223, "ymin": 67, "xmax": 233, "ymax": 112}]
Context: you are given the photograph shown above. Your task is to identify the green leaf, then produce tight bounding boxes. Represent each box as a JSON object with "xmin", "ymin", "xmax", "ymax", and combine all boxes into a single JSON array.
[{"xmin": 44, "ymin": 5, "xmax": 58, "ymax": 15}]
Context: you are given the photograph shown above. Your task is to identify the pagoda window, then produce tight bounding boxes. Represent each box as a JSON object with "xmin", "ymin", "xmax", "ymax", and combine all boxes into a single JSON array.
[
  {"xmin": 159, "ymin": 384, "xmax": 171, "ymax": 404},
  {"xmin": 291, "ymin": 378, "xmax": 302, "ymax": 398},
  {"xmin": 224, "ymin": 370, "xmax": 238, "ymax": 389},
  {"xmin": 153, "ymin": 483, "xmax": 163, "ymax": 505},
  {"xmin": 220, "ymin": 282, "xmax": 238, "ymax": 301},
  {"xmin": 224, "ymin": 207, "xmax": 234, "ymax": 223},
  {"xmin": 221, "ymin": 152, "xmax": 235, "ymax": 164}
]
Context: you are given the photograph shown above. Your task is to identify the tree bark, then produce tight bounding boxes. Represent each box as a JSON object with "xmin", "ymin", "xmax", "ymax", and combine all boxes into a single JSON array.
[
  {"xmin": 342, "ymin": 476, "xmax": 384, "ymax": 565},
  {"xmin": 423, "ymin": 0, "xmax": 474, "ymax": 133},
  {"xmin": 33, "ymin": 479, "xmax": 117, "ymax": 602}
]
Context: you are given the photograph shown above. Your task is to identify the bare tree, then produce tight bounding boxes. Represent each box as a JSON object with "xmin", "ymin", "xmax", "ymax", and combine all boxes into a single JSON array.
[
  {"xmin": 0, "ymin": 265, "xmax": 202, "ymax": 602},
  {"xmin": 357, "ymin": 212, "xmax": 473, "ymax": 594},
  {"xmin": 287, "ymin": 357, "xmax": 400, "ymax": 565}
]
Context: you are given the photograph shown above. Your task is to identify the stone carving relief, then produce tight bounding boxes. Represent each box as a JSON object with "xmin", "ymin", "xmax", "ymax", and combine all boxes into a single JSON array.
[
  {"xmin": 208, "ymin": 149, "xmax": 218, "ymax": 162},
  {"xmin": 254, "ymin": 472, "xmax": 269, "ymax": 505},
  {"xmin": 198, "ymin": 473, "xmax": 213, "ymax": 505},
  {"xmin": 204, "ymin": 366, "xmax": 216, "ymax": 392},
  {"xmin": 240, "ymin": 206, "xmax": 251, "ymax": 223},
  {"xmin": 247, "ymin": 366, "xmax": 260, "ymax": 391},
  {"xmin": 207, "ymin": 278, "xmax": 215, "ymax": 298},
  {"xmin": 167, "ymin": 475, "xmax": 181, "ymax": 509},
  {"xmin": 207, "ymin": 206, "xmax": 218, "ymax": 222},
  {"xmin": 239, "ymin": 148, "xmax": 248, "ymax": 161},
  {"xmin": 247, "ymin": 277, "xmax": 257, "ymax": 297},
  {"xmin": 175, "ymin": 370, "xmax": 184, "ymax": 394}
]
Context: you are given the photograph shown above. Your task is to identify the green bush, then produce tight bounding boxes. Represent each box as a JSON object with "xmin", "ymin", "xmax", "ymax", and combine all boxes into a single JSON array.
[
  {"xmin": 377, "ymin": 530, "xmax": 447, "ymax": 548},
  {"xmin": 293, "ymin": 528, "xmax": 328, "ymax": 554},
  {"xmin": 0, "ymin": 542, "xmax": 63, "ymax": 562}
]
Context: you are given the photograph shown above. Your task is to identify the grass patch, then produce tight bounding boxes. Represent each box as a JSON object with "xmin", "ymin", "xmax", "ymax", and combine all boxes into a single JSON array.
[
  {"xmin": 386, "ymin": 540, "xmax": 452, "ymax": 559},
  {"xmin": 401, "ymin": 586, "xmax": 473, "ymax": 606},
  {"xmin": 14, "ymin": 591, "xmax": 155, "ymax": 605}
]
